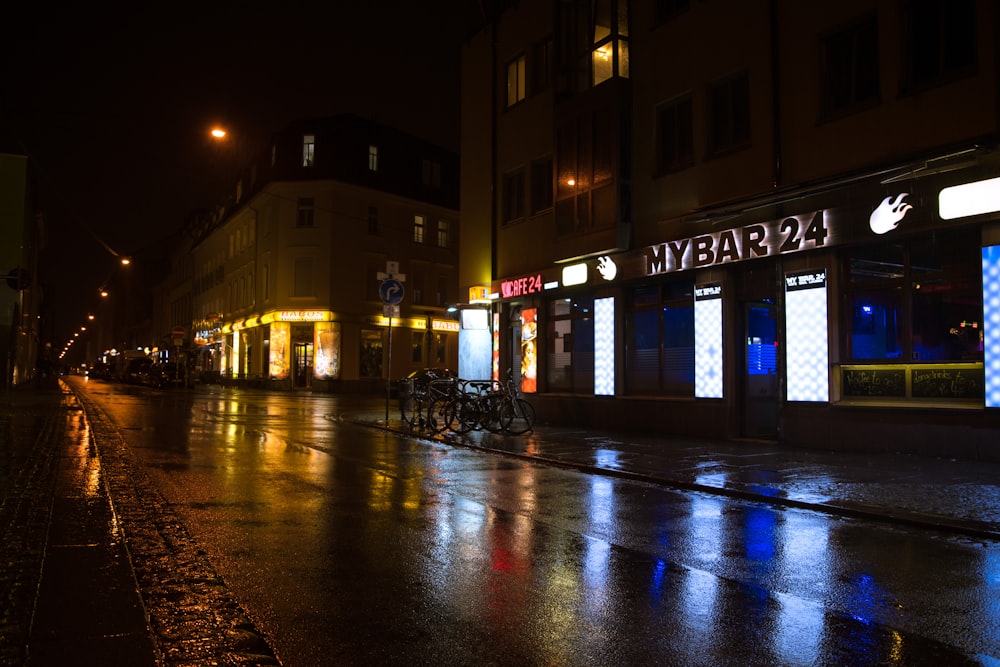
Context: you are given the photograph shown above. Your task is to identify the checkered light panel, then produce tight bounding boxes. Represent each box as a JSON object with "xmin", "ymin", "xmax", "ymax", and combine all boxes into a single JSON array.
[
  {"xmin": 595, "ymin": 297, "xmax": 614, "ymax": 396},
  {"xmin": 785, "ymin": 282, "xmax": 830, "ymax": 402},
  {"xmin": 695, "ymin": 295, "xmax": 723, "ymax": 398},
  {"xmin": 983, "ymin": 246, "xmax": 1000, "ymax": 408}
]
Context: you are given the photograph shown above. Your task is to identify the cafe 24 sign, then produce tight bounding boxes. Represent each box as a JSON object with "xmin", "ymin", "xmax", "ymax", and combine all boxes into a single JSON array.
[{"xmin": 642, "ymin": 209, "xmax": 841, "ymax": 277}]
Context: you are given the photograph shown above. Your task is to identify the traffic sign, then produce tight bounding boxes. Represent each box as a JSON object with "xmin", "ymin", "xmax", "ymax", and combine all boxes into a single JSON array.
[{"xmin": 379, "ymin": 279, "xmax": 404, "ymax": 305}]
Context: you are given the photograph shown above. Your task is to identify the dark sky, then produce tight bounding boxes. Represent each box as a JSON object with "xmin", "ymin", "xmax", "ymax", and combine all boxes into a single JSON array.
[{"xmin": 2, "ymin": 1, "xmax": 482, "ymax": 348}]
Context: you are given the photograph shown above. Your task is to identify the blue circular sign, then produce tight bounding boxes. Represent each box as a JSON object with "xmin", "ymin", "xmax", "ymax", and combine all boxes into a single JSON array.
[{"xmin": 379, "ymin": 279, "xmax": 404, "ymax": 305}]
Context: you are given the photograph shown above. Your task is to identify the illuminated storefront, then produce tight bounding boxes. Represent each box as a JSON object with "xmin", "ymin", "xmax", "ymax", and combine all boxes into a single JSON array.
[{"xmin": 491, "ymin": 169, "xmax": 1000, "ymax": 454}]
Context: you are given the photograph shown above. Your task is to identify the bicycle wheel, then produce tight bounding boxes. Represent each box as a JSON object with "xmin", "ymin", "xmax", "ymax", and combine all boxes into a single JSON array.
[
  {"xmin": 444, "ymin": 395, "xmax": 477, "ymax": 434},
  {"xmin": 488, "ymin": 397, "xmax": 515, "ymax": 434},
  {"xmin": 400, "ymin": 390, "xmax": 422, "ymax": 428},
  {"xmin": 505, "ymin": 398, "xmax": 535, "ymax": 435}
]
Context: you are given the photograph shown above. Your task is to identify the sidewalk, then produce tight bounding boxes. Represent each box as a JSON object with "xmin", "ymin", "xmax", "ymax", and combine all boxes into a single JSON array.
[
  {"xmin": 343, "ymin": 400, "xmax": 1000, "ymax": 542},
  {"xmin": 0, "ymin": 382, "xmax": 158, "ymax": 666}
]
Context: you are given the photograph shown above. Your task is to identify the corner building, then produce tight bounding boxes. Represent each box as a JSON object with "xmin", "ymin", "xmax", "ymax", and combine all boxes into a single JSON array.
[
  {"xmin": 461, "ymin": 1, "xmax": 1000, "ymax": 459},
  {"xmin": 192, "ymin": 115, "xmax": 460, "ymax": 391}
]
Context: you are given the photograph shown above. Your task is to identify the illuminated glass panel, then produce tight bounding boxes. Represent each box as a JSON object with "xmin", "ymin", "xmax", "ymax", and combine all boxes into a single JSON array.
[
  {"xmin": 694, "ymin": 284, "xmax": 723, "ymax": 398},
  {"xmin": 984, "ymin": 246, "xmax": 1000, "ymax": 408},
  {"xmin": 268, "ymin": 322, "xmax": 290, "ymax": 380},
  {"xmin": 785, "ymin": 270, "xmax": 830, "ymax": 402},
  {"xmin": 313, "ymin": 322, "xmax": 340, "ymax": 379},
  {"xmin": 595, "ymin": 297, "xmax": 615, "ymax": 395},
  {"xmin": 521, "ymin": 308, "xmax": 538, "ymax": 393}
]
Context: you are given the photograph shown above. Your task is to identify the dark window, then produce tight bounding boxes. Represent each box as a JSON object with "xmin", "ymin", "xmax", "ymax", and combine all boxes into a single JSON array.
[
  {"xmin": 531, "ymin": 157, "xmax": 554, "ymax": 214},
  {"xmin": 296, "ymin": 197, "xmax": 315, "ymax": 227},
  {"xmin": 902, "ymin": 0, "xmax": 976, "ymax": 90},
  {"xmin": 502, "ymin": 168, "xmax": 525, "ymax": 224},
  {"xmin": 422, "ymin": 159, "xmax": 441, "ymax": 188},
  {"xmin": 626, "ymin": 282, "xmax": 695, "ymax": 395},
  {"xmin": 547, "ymin": 297, "xmax": 594, "ymax": 393},
  {"xmin": 656, "ymin": 94, "xmax": 694, "ymax": 172},
  {"xmin": 821, "ymin": 15, "xmax": 880, "ymax": 117},
  {"xmin": 845, "ymin": 229, "xmax": 982, "ymax": 362},
  {"xmin": 506, "ymin": 54, "xmax": 526, "ymax": 107},
  {"xmin": 531, "ymin": 38, "xmax": 553, "ymax": 95},
  {"xmin": 367, "ymin": 206, "xmax": 379, "ymax": 235},
  {"xmin": 707, "ymin": 71, "xmax": 751, "ymax": 156}
]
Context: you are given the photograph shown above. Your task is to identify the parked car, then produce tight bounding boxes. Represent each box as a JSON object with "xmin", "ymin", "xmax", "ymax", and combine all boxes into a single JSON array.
[
  {"xmin": 147, "ymin": 361, "xmax": 185, "ymax": 388},
  {"xmin": 124, "ymin": 357, "xmax": 153, "ymax": 385}
]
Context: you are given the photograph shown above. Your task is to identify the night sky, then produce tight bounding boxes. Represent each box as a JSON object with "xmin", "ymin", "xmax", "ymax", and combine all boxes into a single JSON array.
[{"xmin": 2, "ymin": 1, "xmax": 482, "ymax": 350}]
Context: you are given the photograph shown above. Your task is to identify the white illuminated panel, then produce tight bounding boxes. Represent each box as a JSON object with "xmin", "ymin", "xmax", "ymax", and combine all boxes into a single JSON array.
[
  {"xmin": 984, "ymin": 246, "xmax": 1000, "ymax": 408},
  {"xmin": 562, "ymin": 263, "xmax": 588, "ymax": 286},
  {"xmin": 940, "ymin": 177, "xmax": 1000, "ymax": 220},
  {"xmin": 695, "ymin": 284, "xmax": 723, "ymax": 399},
  {"xmin": 595, "ymin": 297, "xmax": 614, "ymax": 395},
  {"xmin": 785, "ymin": 270, "xmax": 829, "ymax": 402}
]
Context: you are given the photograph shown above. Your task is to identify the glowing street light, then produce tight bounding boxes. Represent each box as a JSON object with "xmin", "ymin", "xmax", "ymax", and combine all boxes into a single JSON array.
[{"xmin": 211, "ymin": 127, "xmax": 227, "ymax": 139}]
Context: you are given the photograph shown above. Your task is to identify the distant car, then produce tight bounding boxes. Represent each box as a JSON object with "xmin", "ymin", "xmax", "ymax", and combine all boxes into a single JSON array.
[
  {"xmin": 148, "ymin": 361, "xmax": 184, "ymax": 388},
  {"xmin": 124, "ymin": 357, "xmax": 153, "ymax": 385}
]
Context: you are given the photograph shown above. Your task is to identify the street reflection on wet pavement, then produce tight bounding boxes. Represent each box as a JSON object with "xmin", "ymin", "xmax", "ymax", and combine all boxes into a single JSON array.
[{"xmin": 65, "ymin": 378, "xmax": 999, "ymax": 665}]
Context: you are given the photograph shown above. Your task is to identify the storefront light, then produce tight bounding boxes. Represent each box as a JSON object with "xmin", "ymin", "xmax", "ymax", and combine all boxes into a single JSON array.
[
  {"xmin": 562, "ymin": 263, "xmax": 588, "ymax": 287},
  {"xmin": 939, "ymin": 177, "xmax": 1000, "ymax": 220}
]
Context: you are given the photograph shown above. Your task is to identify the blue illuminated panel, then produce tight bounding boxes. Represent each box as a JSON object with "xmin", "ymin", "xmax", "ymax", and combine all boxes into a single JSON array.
[
  {"xmin": 595, "ymin": 297, "xmax": 615, "ymax": 396},
  {"xmin": 984, "ymin": 246, "xmax": 1000, "ymax": 408},
  {"xmin": 785, "ymin": 270, "xmax": 830, "ymax": 402},
  {"xmin": 695, "ymin": 284, "xmax": 723, "ymax": 399}
]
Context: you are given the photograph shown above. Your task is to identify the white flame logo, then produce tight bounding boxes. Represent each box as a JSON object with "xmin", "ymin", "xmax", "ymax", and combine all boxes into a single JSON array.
[
  {"xmin": 597, "ymin": 256, "xmax": 618, "ymax": 281},
  {"xmin": 869, "ymin": 193, "xmax": 912, "ymax": 235}
]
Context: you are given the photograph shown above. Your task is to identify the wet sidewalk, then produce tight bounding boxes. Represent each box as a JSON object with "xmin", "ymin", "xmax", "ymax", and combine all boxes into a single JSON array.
[{"xmin": 344, "ymin": 400, "xmax": 1000, "ymax": 542}]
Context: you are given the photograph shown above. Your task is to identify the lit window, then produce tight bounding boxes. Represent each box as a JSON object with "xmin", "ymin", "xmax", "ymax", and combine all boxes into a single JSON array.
[
  {"xmin": 591, "ymin": 0, "xmax": 629, "ymax": 86},
  {"xmin": 506, "ymin": 55, "xmax": 526, "ymax": 107},
  {"xmin": 302, "ymin": 134, "xmax": 315, "ymax": 167},
  {"xmin": 413, "ymin": 215, "xmax": 426, "ymax": 243},
  {"xmin": 369, "ymin": 145, "xmax": 378, "ymax": 171}
]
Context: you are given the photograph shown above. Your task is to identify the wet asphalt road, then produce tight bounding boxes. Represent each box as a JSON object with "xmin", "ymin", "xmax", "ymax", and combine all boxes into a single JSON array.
[{"xmin": 67, "ymin": 377, "xmax": 999, "ymax": 666}]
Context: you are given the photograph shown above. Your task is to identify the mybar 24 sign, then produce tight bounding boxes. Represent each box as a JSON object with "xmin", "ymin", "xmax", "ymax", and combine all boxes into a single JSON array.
[{"xmin": 642, "ymin": 210, "xmax": 839, "ymax": 277}]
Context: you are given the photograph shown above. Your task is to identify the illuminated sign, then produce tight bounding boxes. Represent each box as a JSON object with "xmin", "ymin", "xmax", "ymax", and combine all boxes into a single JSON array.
[
  {"xmin": 469, "ymin": 286, "xmax": 492, "ymax": 303},
  {"xmin": 694, "ymin": 283, "xmax": 723, "ymax": 399},
  {"xmin": 277, "ymin": 310, "xmax": 330, "ymax": 321},
  {"xmin": 785, "ymin": 269, "xmax": 829, "ymax": 402},
  {"xmin": 869, "ymin": 193, "xmax": 913, "ymax": 234},
  {"xmin": 596, "ymin": 256, "xmax": 618, "ymax": 280},
  {"xmin": 562, "ymin": 263, "xmax": 588, "ymax": 286},
  {"xmin": 432, "ymin": 319, "xmax": 460, "ymax": 332},
  {"xmin": 500, "ymin": 274, "xmax": 544, "ymax": 298},
  {"xmin": 940, "ymin": 177, "xmax": 1000, "ymax": 220},
  {"xmin": 644, "ymin": 210, "xmax": 833, "ymax": 276}
]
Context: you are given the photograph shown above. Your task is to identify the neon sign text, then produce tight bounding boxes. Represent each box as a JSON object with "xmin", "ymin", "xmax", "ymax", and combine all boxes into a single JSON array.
[{"xmin": 501, "ymin": 274, "xmax": 544, "ymax": 298}]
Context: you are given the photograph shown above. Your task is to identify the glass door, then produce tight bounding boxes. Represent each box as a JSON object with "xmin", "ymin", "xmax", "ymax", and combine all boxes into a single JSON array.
[{"xmin": 743, "ymin": 302, "xmax": 778, "ymax": 438}]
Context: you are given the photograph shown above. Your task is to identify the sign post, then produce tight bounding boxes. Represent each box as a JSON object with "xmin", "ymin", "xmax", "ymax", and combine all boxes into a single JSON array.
[{"xmin": 378, "ymin": 261, "xmax": 405, "ymax": 422}]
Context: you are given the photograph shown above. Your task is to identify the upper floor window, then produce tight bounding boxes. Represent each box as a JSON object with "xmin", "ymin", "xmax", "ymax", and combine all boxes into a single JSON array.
[
  {"xmin": 436, "ymin": 220, "xmax": 450, "ymax": 248},
  {"xmin": 422, "ymin": 159, "xmax": 441, "ymax": 188},
  {"xmin": 531, "ymin": 38, "xmax": 553, "ymax": 95},
  {"xmin": 592, "ymin": 0, "xmax": 629, "ymax": 86},
  {"xmin": 656, "ymin": 94, "xmax": 694, "ymax": 172},
  {"xmin": 502, "ymin": 168, "xmax": 525, "ymax": 224},
  {"xmin": 707, "ymin": 71, "xmax": 750, "ymax": 157},
  {"xmin": 293, "ymin": 257, "xmax": 314, "ymax": 297},
  {"xmin": 368, "ymin": 145, "xmax": 378, "ymax": 171},
  {"xmin": 506, "ymin": 54, "xmax": 526, "ymax": 107},
  {"xmin": 821, "ymin": 15, "xmax": 879, "ymax": 117},
  {"xmin": 413, "ymin": 215, "xmax": 426, "ymax": 243},
  {"xmin": 297, "ymin": 197, "xmax": 315, "ymax": 227},
  {"xmin": 531, "ymin": 156, "xmax": 554, "ymax": 214},
  {"xmin": 367, "ymin": 206, "xmax": 379, "ymax": 235},
  {"xmin": 902, "ymin": 0, "xmax": 976, "ymax": 91},
  {"xmin": 302, "ymin": 134, "xmax": 315, "ymax": 167}
]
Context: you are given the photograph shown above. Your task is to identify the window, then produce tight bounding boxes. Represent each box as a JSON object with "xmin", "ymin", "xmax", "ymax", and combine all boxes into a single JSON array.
[
  {"xmin": 302, "ymin": 134, "xmax": 315, "ymax": 167},
  {"xmin": 367, "ymin": 206, "xmax": 379, "ymax": 235},
  {"xmin": 547, "ymin": 297, "xmax": 594, "ymax": 393},
  {"xmin": 707, "ymin": 71, "xmax": 751, "ymax": 156},
  {"xmin": 591, "ymin": 0, "xmax": 629, "ymax": 86},
  {"xmin": 845, "ymin": 229, "xmax": 982, "ymax": 362},
  {"xmin": 422, "ymin": 159, "xmax": 441, "ymax": 188},
  {"xmin": 360, "ymin": 329, "xmax": 383, "ymax": 378},
  {"xmin": 821, "ymin": 15, "xmax": 879, "ymax": 117},
  {"xmin": 626, "ymin": 282, "xmax": 694, "ymax": 395},
  {"xmin": 531, "ymin": 38, "xmax": 553, "ymax": 94},
  {"xmin": 656, "ymin": 94, "xmax": 694, "ymax": 172},
  {"xmin": 531, "ymin": 157, "xmax": 554, "ymax": 213},
  {"xmin": 436, "ymin": 275, "xmax": 448, "ymax": 306},
  {"xmin": 297, "ymin": 197, "xmax": 315, "ymax": 227},
  {"xmin": 293, "ymin": 258, "xmax": 313, "ymax": 297},
  {"xmin": 411, "ymin": 331, "xmax": 425, "ymax": 363},
  {"xmin": 502, "ymin": 168, "xmax": 525, "ymax": 224},
  {"xmin": 506, "ymin": 54, "xmax": 526, "ymax": 107},
  {"xmin": 368, "ymin": 145, "xmax": 378, "ymax": 171},
  {"xmin": 902, "ymin": 0, "xmax": 976, "ymax": 90},
  {"xmin": 413, "ymin": 215, "xmax": 426, "ymax": 243},
  {"xmin": 436, "ymin": 220, "xmax": 449, "ymax": 248},
  {"xmin": 412, "ymin": 271, "xmax": 425, "ymax": 304}
]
